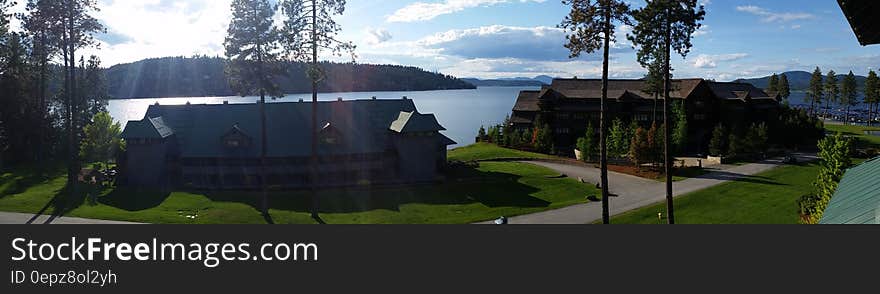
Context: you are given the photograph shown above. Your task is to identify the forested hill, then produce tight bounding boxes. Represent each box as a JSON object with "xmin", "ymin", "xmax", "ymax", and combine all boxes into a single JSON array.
[{"xmin": 105, "ymin": 56, "xmax": 475, "ymax": 99}]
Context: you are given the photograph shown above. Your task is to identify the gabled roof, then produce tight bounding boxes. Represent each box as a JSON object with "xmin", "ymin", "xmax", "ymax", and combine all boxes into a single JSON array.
[
  {"xmin": 548, "ymin": 78, "xmax": 705, "ymax": 100},
  {"xmin": 706, "ymin": 82, "xmax": 779, "ymax": 101},
  {"xmin": 820, "ymin": 157, "xmax": 880, "ymax": 224},
  {"xmin": 121, "ymin": 116, "xmax": 174, "ymax": 139},
  {"xmin": 440, "ymin": 134, "xmax": 457, "ymax": 146},
  {"xmin": 389, "ymin": 111, "xmax": 446, "ymax": 133},
  {"xmin": 513, "ymin": 91, "xmax": 541, "ymax": 111},
  {"xmin": 139, "ymin": 99, "xmax": 429, "ymax": 158}
]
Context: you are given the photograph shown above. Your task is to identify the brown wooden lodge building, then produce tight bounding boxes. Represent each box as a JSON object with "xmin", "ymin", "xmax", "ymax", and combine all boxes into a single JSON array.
[{"xmin": 510, "ymin": 78, "xmax": 782, "ymax": 154}]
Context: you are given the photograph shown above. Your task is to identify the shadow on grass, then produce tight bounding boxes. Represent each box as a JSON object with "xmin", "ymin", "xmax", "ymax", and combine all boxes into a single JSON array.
[
  {"xmin": 192, "ymin": 165, "xmax": 551, "ymax": 217},
  {"xmin": 98, "ymin": 188, "xmax": 171, "ymax": 211},
  {"xmin": 0, "ymin": 165, "xmax": 65, "ymax": 199},
  {"xmin": 694, "ymin": 171, "xmax": 785, "ymax": 186}
]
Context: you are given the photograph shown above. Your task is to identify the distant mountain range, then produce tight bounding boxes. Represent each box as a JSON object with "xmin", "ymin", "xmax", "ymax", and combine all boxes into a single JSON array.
[
  {"xmin": 734, "ymin": 71, "xmax": 868, "ymax": 91},
  {"xmin": 461, "ymin": 75, "xmax": 554, "ymax": 87},
  {"xmin": 105, "ymin": 56, "xmax": 475, "ymax": 99}
]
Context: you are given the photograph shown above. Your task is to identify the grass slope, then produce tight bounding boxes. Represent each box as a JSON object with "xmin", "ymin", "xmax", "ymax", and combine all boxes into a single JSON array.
[
  {"xmin": 448, "ymin": 143, "xmax": 554, "ymax": 162},
  {"xmin": 0, "ymin": 162, "xmax": 597, "ymax": 224},
  {"xmin": 611, "ymin": 163, "xmax": 820, "ymax": 224}
]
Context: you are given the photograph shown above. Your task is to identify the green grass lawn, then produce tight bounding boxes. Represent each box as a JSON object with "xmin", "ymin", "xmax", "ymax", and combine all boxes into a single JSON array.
[
  {"xmin": 448, "ymin": 143, "xmax": 554, "ymax": 162},
  {"xmin": 611, "ymin": 162, "xmax": 820, "ymax": 224},
  {"xmin": 0, "ymin": 161, "xmax": 598, "ymax": 224},
  {"xmin": 825, "ymin": 124, "xmax": 880, "ymax": 148}
]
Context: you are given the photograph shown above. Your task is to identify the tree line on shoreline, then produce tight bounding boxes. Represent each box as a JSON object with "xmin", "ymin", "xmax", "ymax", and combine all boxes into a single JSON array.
[{"xmin": 104, "ymin": 56, "xmax": 475, "ymax": 99}]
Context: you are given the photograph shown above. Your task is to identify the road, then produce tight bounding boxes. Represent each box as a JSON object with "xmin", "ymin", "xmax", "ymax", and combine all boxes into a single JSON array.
[
  {"xmin": 0, "ymin": 212, "xmax": 142, "ymax": 224},
  {"xmin": 479, "ymin": 153, "xmax": 818, "ymax": 224}
]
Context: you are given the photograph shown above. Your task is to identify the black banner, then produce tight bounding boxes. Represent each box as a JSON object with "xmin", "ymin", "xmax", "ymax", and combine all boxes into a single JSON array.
[{"xmin": 2, "ymin": 225, "xmax": 878, "ymax": 293}]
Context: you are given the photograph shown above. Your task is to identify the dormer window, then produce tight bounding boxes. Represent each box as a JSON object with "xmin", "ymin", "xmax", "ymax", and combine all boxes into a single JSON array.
[
  {"xmin": 320, "ymin": 122, "xmax": 342, "ymax": 146},
  {"xmin": 222, "ymin": 123, "xmax": 252, "ymax": 149}
]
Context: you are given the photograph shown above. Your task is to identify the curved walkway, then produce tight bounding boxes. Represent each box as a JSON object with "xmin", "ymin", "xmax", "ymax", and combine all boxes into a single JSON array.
[
  {"xmin": 479, "ymin": 153, "xmax": 818, "ymax": 224},
  {"xmin": 0, "ymin": 211, "xmax": 142, "ymax": 224}
]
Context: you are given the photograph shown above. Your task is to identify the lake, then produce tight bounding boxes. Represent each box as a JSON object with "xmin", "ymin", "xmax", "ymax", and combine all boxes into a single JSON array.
[{"xmin": 107, "ymin": 86, "xmax": 539, "ymax": 149}]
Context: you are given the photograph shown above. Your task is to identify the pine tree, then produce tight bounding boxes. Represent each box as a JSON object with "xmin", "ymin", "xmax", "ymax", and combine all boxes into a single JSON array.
[
  {"xmin": 279, "ymin": 0, "xmax": 355, "ymax": 219},
  {"xmin": 577, "ymin": 122, "xmax": 596, "ymax": 162},
  {"xmin": 840, "ymin": 71, "xmax": 858, "ymax": 125},
  {"xmin": 825, "ymin": 70, "xmax": 839, "ymax": 119},
  {"xmin": 708, "ymin": 124, "xmax": 727, "ymax": 157},
  {"xmin": 608, "ymin": 118, "xmax": 628, "ymax": 158},
  {"xmin": 778, "ymin": 73, "xmax": 791, "ymax": 102},
  {"xmin": 672, "ymin": 101, "xmax": 688, "ymax": 155},
  {"xmin": 560, "ymin": 0, "xmax": 632, "ymax": 224},
  {"xmin": 865, "ymin": 70, "xmax": 879, "ymax": 127},
  {"xmin": 224, "ymin": 0, "xmax": 284, "ymax": 217},
  {"xmin": 767, "ymin": 73, "xmax": 779, "ymax": 93},
  {"xmin": 808, "ymin": 67, "xmax": 824, "ymax": 116},
  {"xmin": 628, "ymin": 0, "xmax": 705, "ymax": 224}
]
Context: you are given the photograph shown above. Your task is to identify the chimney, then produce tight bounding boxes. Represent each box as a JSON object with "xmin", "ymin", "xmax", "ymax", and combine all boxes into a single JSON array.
[
  {"xmin": 402, "ymin": 96, "xmax": 408, "ymax": 100},
  {"xmin": 223, "ymin": 101, "xmax": 229, "ymax": 105},
  {"xmin": 337, "ymin": 97, "xmax": 343, "ymax": 102},
  {"xmin": 372, "ymin": 96, "xmax": 377, "ymax": 100},
  {"xmin": 298, "ymin": 98, "xmax": 304, "ymax": 102}
]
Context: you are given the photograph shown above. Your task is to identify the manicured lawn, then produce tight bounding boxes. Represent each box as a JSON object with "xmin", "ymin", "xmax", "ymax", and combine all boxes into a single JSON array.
[
  {"xmin": 610, "ymin": 163, "xmax": 820, "ymax": 224},
  {"xmin": 0, "ymin": 161, "xmax": 598, "ymax": 224},
  {"xmin": 448, "ymin": 143, "xmax": 554, "ymax": 162},
  {"xmin": 825, "ymin": 124, "xmax": 880, "ymax": 148}
]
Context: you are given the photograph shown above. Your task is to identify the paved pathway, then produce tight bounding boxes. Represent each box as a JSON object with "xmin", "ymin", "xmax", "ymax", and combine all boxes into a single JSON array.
[
  {"xmin": 0, "ymin": 212, "xmax": 142, "ymax": 224},
  {"xmin": 479, "ymin": 153, "xmax": 818, "ymax": 224}
]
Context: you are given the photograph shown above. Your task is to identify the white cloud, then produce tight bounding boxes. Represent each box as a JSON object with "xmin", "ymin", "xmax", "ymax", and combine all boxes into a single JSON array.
[
  {"xmin": 364, "ymin": 28, "xmax": 393, "ymax": 45},
  {"xmin": 387, "ymin": 0, "xmax": 546, "ymax": 23},
  {"xmin": 693, "ymin": 53, "xmax": 749, "ymax": 69},
  {"xmin": 84, "ymin": 0, "xmax": 233, "ymax": 66},
  {"xmin": 693, "ymin": 25, "xmax": 711, "ymax": 37},
  {"xmin": 735, "ymin": 5, "xmax": 815, "ymax": 23},
  {"xmin": 418, "ymin": 25, "xmax": 631, "ymax": 61}
]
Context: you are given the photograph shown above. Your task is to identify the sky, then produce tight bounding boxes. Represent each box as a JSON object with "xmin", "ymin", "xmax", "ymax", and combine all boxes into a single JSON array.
[{"xmin": 8, "ymin": 0, "xmax": 880, "ymax": 81}]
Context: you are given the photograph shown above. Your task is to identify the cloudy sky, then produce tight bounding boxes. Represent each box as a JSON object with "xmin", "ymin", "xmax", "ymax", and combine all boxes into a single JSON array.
[{"xmin": 8, "ymin": 0, "xmax": 880, "ymax": 81}]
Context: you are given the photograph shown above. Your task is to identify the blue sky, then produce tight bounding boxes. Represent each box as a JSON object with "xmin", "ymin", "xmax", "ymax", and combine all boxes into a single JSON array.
[{"xmin": 9, "ymin": 0, "xmax": 880, "ymax": 81}]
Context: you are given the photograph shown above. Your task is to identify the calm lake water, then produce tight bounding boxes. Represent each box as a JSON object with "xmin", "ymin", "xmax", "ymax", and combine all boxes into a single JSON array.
[{"xmin": 107, "ymin": 86, "xmax": 539, "ymax": 148}]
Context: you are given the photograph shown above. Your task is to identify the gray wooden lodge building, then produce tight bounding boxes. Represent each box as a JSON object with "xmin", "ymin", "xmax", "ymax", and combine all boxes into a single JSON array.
[
  {"xmin": 119, "ymin": 98, "xmax": 456, "ymax": 189},
  {"xmin": 511, "ymin": 78, "xmax": 781, "ymax": 154}
]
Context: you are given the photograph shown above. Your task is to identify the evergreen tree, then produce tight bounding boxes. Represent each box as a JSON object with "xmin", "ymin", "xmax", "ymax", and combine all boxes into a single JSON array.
[
  {"xmin": 767, "ymin": 73, "xmax": 779, "ymax": 93},
  {"xmin": 865, "ymin": 70, "xmax": 879, "ymax": 127},
  {"xmin": 560, "ymin": 0, "xmax": 632, "ymax": 224},
  {"xmin": 279, "ymin": 0, "xmax": 356, "ymax": 219},
  {"xmin": 608, "ymin": 118, "xmax": 629, "ymax": 158},
  {"xmin": 224, "ymin": 0, "xmax": 284, "ymax": 217},
  {"xmin": 535, "ymin": 124, "xmax": 553, "ymax": 154},
  {"xmin": 477, "ymin": 125, "xmax": 487, "ymax": 142},
  {"xmin": 778, "ymin": 73, "xmax": 791, "ymax": 104},
  {"xmin": 824, "ymin": 70, "xmax": 839, "ymax": 119},
  {"xmin": 840, "ymin": 71, "xmax": 858, "ymax": 125},
  {"xmin": 672, "ymin": 101, "xmax": 688, "ymax": 155},
  {"xmin": 629, "ymin": 127, "xmax": 648, "ymax": 169},
  {"xmin": 808, "ymin": 67, "xmax": 824, "ymax": 116},
  {"xmin": 628, "ymin": 0, "xmax": 705, "ymax": 224},
  {"xmin": 577, "ymin": 122, "xmax": 596, "ymax": 162},
  {"xmin": 708, "ymin": 124, "xmax": 727, "ymax": 157}
]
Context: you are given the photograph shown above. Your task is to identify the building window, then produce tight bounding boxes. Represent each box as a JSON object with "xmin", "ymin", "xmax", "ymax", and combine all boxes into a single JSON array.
[
  {"xmin": 556, "ymin": 128, "xmax": 570, "ymax": 134},
  {"xmin": 634, "ymin": 114, "xmax": 650, "ymax": 121},
  {"xmin": 694, "ymin": 114, "xmax": 707, "ymax": 121},
  {"xmin": 573, "ymin": 113, "xmax": 585, "ymax": 120},
  {"xmin": 226, "ymin": 139, "xmax": 242, "ymax": 148},
  {"xmin": 558, "ymin": 113, "xmax": 570, "ymax": 120}
]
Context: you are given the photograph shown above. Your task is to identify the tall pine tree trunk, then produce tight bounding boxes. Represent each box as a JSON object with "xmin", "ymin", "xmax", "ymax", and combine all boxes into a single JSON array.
[
  {"xmin": 663, "ymin": 9, "xmax": 675, "ymax": 225},
  {"xmin": 599, "ymin": 7, "xmax": 611, "ymax": 224},
  {"xmin": 254, "ymin": 3, "xmax": 270, "ymax": 219},
  {"xmin": 309, "ymin": 0, "xmax": 320, "ymax": 220}
]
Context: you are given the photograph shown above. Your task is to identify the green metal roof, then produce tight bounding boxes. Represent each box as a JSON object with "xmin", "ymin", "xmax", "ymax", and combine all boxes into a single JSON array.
[
  {"xmin": 124, "ymin": 98, "xmax": 456, "ymax": 158},
  {"xmin": 819, "ymin": 156, "xmax": 880, "ymax": 224},
  {"xmin": 389, "ymin": 111, "xmax": 446, "ymax": 133},
  {"xmin": 121, "ymin": 117, "xmax": 174, "ymax": 139}
]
